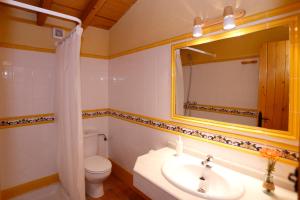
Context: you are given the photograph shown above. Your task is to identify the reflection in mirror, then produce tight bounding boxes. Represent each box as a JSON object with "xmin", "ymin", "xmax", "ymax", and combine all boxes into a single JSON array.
[{"xmin": 175, "ymin": 26, "xmax": 289, "ymax": 131}]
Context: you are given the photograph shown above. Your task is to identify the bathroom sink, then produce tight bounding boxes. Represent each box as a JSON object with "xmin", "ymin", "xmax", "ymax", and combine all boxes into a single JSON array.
[{"xmin": 161, "ymin": 154, "xmax": 244, "ymax": 200}]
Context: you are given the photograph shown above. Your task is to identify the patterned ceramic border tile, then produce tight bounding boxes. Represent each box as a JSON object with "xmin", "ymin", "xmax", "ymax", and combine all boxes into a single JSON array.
[
  {"xmin": 184, "ymin": 102, "xmax": 258, "ymax": 118},
  {"xmin": 0, "ymin": 109, "xmax": 109, "ymax": 129},
  {"xmin": 109, "ymin": 109, "xmax": 299, "ymax": 163},
  {"xmin": 0, "ymin": 108, "xmax": 298, "ymax": 163},
  {"xmin": 0, "ymin": 114, "xmax": 55, "ymax": 129},
  {"xmin": 82, "ymin": 109, "xmax": 110, "ymax": 119}
]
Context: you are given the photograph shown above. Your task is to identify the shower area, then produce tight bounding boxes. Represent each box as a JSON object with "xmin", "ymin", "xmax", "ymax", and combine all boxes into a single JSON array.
[
  {"xmin": 175, "ymin": 36, "xmax": 261, "ymax": 127},
  {"xmin": 0, "ymin": 0, "xmax": 91, "ymax": 199},
  {"xmin": 175, "ymin": 47, "xmax": 216, "ymax": 116}
]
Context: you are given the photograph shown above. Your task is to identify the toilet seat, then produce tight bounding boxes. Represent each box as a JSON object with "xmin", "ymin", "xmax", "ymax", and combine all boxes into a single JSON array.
[{"xmin": 85, "ymin": 155, "xmax": 112, "ymax": 174}]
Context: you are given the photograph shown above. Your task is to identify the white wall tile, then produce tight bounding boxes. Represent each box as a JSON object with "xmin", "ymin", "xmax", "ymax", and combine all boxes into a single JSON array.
[
  {"xmin": 108, "ymin": 117, "xmax": 175, "ymax": 172},
  {"xmin": 108, "ymin": 44, "xmax": 297, "ymax": 184},
  {"xmin": 83, "ymin": 117, "xmax": 109, "ymax": 158},
  {"xmin": 109, "ymin": 45, "xmax": 171, "ymax": 119},
  {"xmin": 0, "ymin": 47, "xmax": 109, "ymax": 188},
  {"xmin": 0, "ymin": 124, "xmax": 57, "ymax": 189},
  {"xmin": 0, "ymin": 47, "xmax": 55, "ymax": 116},
  {"xmin": 80, "ymin": 57, "xmax": 109, "ymax": 110}
]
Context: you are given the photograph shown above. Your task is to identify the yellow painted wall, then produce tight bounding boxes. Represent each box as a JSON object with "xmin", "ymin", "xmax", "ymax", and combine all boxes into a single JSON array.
[
  {"xmin": 0, "ymin": 1, "xmax": 298, "ymax": 57},
  {"xmin": 109, "ymin": 0, "xmax": 297, "ymax": 55},
  {"xmin": 81, "ymin": 26, "xmax": 109, "ymax": 57},
  {"xmin": 180, "ymin": 26, "xmax": 289, "ymax": 65},
  {"xmin": 0, "ymin": 6, "xmax": 109, "ymax": 57},
  {"xmin": 0, "ymin": 17, "xmax": 55, "ymax": 50}
]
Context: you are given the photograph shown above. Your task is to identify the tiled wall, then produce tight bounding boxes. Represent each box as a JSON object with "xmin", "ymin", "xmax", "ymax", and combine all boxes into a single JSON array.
[
  {"xmin": 182, "ymin": 59, "xmax": 259, "ymax": 126},
  {"xmin": 0, "ymin": 44, "xmax": 298, "ymax": 190},
  {"xmin": 1, "ymin": 108, "xmax": 297, "ymax": 162},
  {"xmin": 0, "ymin": 48, "xmax": 56, "ymax": 189},
  {"xmin": 108, "ymin": 44, "xmax": 298, "ymax": 188},
  {"xmin": 0, "ymin": 47, "xmax": 109, "ymax": 189},
  {"xmin": 109, "ymin": 45, "xmax": 170, "ymax": 119},
  {"xmin": 0, "ymin": 48, "xmax": 55, "ymax": 117},
  {"xmin": 80, "ymin": 57, "xmax": 108, "ymax": 110}
]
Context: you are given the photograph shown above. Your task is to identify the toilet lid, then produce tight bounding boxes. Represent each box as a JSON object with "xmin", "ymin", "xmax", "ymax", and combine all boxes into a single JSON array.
[{"xmin": 85, "ymin": 156, "xmax": 112, "ymax": 173}]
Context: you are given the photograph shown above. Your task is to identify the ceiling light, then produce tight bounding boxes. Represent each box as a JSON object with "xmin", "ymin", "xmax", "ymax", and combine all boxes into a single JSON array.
[
  {"xmin": 223, "ymin": 6, "xmax": 236, "ymax": 30},
  {"xmin": 193, "ymin": 17, "xmax": 203, "ymax": 38}
]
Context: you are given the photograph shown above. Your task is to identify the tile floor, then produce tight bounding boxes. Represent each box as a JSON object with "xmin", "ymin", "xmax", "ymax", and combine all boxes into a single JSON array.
[
  {"xmin": 87, "ymin": 175, "xmax": 145, "ymax": 200},
  {"xmin": 10, "ymin": 183, "xmax": 68, "ymax": 200},
  {"xmin": 10, "ymin": 175, "xmax": 144, "ymax": 200}
]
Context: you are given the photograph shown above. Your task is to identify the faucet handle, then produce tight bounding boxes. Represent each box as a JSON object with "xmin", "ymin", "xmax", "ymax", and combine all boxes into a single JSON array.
[
  {"xmin": 201, "ymin": 154, "xmax": 214, "ymax": 168},
  {"xmin": 206, "ymin": 155, "xmax": 213, "ymax": 162}
]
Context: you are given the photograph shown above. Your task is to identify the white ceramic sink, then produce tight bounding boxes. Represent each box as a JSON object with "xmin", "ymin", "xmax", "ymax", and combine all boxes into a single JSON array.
[{"xmin": 162, "ymin": 154, "xmax": 244, "ymax": 200}]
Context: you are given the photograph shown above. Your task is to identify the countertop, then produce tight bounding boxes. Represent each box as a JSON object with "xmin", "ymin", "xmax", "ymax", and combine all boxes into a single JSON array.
[{"xmin": 133, "ymin": 147, "xmax": 297, "ymax": 200}]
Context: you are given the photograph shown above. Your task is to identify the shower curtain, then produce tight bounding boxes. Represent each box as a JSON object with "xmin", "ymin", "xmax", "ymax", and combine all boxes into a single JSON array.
[
  {"xmin": 55, "ymin": 25, "xmax": 85, "ymax": 200},
  {"xmin": 175, "ymin": 49, "xmax": 185, "ymax": 115}
]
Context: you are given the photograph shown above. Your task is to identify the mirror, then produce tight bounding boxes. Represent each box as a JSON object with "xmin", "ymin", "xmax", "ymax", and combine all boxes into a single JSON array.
[{"xmin": 172, "ymin": 17, "xmax": 299, "ymax": 140}]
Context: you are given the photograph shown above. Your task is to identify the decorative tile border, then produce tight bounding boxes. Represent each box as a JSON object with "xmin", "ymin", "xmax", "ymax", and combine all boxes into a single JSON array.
[
  {"xmin": 82, "ymin": 109, "xmax": 110, "ymax": 119},
  {"xmin": 0, "ymin": 109, "xmax": 110, "ymax": 129},
  {"xmin": 109, "ymin": 109, "xmax": 299, "ymax": 163},
  {"xmin": 0, "ymin": 108, "xmax": 298, "ymax": 163},
  {"xmin": 0, "ymin": 114, "xmax": 55, "ymax": 129},
  {"xmin": 184, "ymin": 102, "xmax": 258, "ymax": 118}
]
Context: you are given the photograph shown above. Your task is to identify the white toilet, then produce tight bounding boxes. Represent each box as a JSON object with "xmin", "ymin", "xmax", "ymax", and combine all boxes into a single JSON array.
[
  {"xmin": 84, "ymin": 130, "xmax": 111, "ymax": 198},
  {"xmin": 85, "ymin": 155, "xmax": 112, "ymax": 198}
]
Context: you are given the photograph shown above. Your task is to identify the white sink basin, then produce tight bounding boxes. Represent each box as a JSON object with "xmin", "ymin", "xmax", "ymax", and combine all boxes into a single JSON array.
[{"xmin": 162, "ymin": 154, "xmax": 245, "ymax": 200}]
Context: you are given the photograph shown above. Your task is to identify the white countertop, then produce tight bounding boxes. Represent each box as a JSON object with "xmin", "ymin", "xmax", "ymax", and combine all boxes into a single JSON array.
[{"xmin": 133, "ymin": 147, "xmax": 297, "ymax": 200}]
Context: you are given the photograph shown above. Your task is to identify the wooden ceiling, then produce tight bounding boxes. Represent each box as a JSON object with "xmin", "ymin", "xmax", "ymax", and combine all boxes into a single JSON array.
[{"xmin": 16, "ymin": 0, "xmax": 137, "ymax": 29}]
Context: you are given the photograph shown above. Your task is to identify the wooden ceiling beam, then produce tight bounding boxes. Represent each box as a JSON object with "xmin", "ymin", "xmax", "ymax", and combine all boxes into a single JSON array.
[
  {"xmin": 37, "ymin": 0, "xmax": 53, "ymax": 26},
  {"xmin": 81, "ymin": 0, "xmax": 107, "ymax": 28}
]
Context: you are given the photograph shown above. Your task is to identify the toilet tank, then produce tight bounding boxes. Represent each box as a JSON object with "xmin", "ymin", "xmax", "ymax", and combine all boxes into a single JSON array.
[{"xmin": 84, "ymin": 130, "xmax": 108, "ymax": 158}]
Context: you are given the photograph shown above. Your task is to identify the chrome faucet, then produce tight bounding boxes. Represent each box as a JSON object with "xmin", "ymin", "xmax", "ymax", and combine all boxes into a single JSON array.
[
  {"xmin": 198, "ymin": 155, "xmax": 214, "ymax": 193},
  {"xmin": 201, "ymin": 155, "xmax": 213, "ymax": 168}
]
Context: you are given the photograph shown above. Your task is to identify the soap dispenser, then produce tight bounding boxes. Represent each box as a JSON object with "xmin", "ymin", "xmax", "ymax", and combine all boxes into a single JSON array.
[{"xmin": 176, "ymin": 135, "xmax": 183, "ymax": 156}]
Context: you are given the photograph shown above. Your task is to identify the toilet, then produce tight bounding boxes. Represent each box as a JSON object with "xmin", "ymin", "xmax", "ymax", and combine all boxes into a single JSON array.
[
  {"xmin": 85, "ymin": 155, "xmax": 112, "ymax": 198},
  {"xmin": 84, "ymin": 130, "xmax": 111, "ymax": 198}
]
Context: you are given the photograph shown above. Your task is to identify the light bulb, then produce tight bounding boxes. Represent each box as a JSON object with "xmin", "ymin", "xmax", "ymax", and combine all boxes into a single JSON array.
[
  {"xmin": 223, "ymin": 15, "xmax": 236, "ymax": 30},
  {"xmin": 223, "ymin": 6, "xmax": 236, "ymax": 30},
  {"xmin": 193, "ymin": 24, "xmax": 203, "ymax": 38},
  {"xmin": 193, "ymin": 17, "xmax": 203, "ymax": 38}
]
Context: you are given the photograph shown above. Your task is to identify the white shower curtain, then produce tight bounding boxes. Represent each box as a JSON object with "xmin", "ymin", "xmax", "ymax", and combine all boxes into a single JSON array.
[
  {"xmin": 55, "ymin": 25, "xmax": 85, "ymax": 200},
  {"xmin": 175, "ymin": 49, "xmax": 185, "ymax": 115}
]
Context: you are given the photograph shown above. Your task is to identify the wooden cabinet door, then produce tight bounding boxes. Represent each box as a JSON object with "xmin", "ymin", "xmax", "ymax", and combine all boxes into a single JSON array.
[{"xmin": 258, "ymin": 40, "xmax": 289, "ymax": 131}]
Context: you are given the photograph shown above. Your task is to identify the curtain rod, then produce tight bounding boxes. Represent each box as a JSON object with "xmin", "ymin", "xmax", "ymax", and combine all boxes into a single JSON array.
[
  {"xmin": 182, "ymin": 47, "xmax": 216, "ymax": 58},
  {"xmin": 0, "ymin": 0, "xmax": 82, "ymax": 26}
]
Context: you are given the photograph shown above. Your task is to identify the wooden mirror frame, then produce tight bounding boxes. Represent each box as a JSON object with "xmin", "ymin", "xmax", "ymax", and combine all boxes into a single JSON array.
[{"xmin": 171, "ymin": 16, "xmax": 300, "ymax": 147}]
